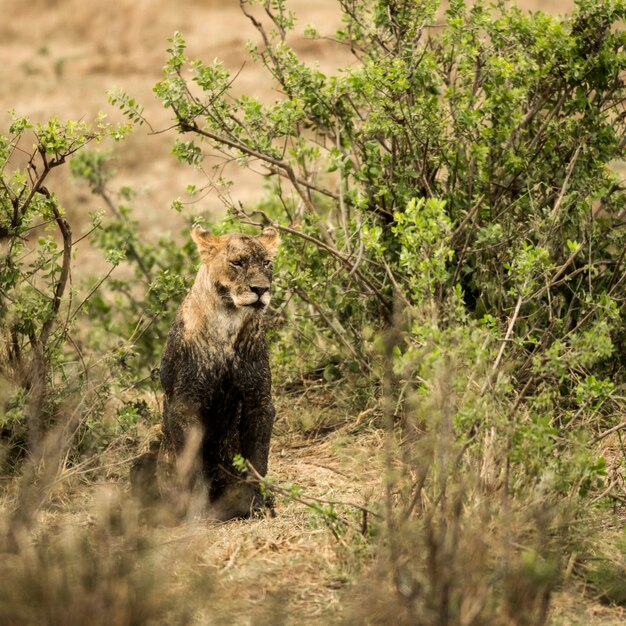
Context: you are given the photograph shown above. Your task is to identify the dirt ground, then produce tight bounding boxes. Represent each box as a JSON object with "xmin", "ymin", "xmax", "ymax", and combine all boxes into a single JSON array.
[
  {"xmin": 0, "ymin": 0, "xmax": 352, "ymax": 244},
  {"xmin": 6, "ymin": 1, "xmax": 625, "ymax": 624}
]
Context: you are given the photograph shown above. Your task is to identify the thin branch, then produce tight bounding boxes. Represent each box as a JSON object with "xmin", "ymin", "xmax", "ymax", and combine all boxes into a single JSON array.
[
  {"xmin": 95, "ymin": 185, "xmax": 152, "ymax": 282},
  {"xmin": 530, "ymin": 243, "xmax": 582, "ymax": 301},
  {"xmin": 293, "ymin": 285, "xmax": 370, "ymax": 372},
  {"xmin": 245, "ymin": 460, "xmax": 381, "ymax": 519},
  {"xmin": 546, "ymin": 144, "xmax": 582, "ymax": 236},
  {"xmin": 592, "ymin": 420, "xmax": 626, "ymax": 444},
  {"xmin": 63, "ymin": 330, "xmax": 89, "ymax": 384},
  {"xmin": 481, "ymin": 293, "xmax": 524, "ymax": 393},
  {"xmin": 235, "ymin": 205, "xmax": 390, "ymax": 311},
  {"xmin": 179, "ymin": 119, "xmax": 325, "ymax": 221},
  {"xmin": 263, "ymin": 164, "xmax": 339, "ymax": 200},
  {"xmin": 38, "ymin": 191, "xmax": 72, "ymax": 349},
  {"xmin": 67, "ymin": 264, "xmax": 117, "ymax": 325}
]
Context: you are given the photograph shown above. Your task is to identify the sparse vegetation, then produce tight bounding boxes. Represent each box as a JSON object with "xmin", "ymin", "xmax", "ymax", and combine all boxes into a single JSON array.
[{"xmin": 2, "ymin": 0, "xmax": 626, "ymax": 624}]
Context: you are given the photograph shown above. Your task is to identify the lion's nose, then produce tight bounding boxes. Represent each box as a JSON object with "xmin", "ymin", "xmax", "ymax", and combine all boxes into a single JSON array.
[{"xmin": 250, "ymin": 285, "xmax": 269, "ymax": 297}]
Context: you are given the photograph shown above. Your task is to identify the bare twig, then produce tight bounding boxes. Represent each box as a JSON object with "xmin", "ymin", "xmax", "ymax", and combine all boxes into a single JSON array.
[
  {"xmin": 547, "ymin": 144, "xmax": 582, "ymax": 234},
  {"xmin": 481, "ymin": 293, "xmax": 524, "ymax": 393},
  {"xmin": 67, "ymin": 264, "xmax": 117, "ymax": 325},
  {"xmin": 38, "ymin": 191, "xmax": 72, "ymax": 349},
  {"xmin": 592, "ymin": 420, "xmax": 626, "ymax": 444}
]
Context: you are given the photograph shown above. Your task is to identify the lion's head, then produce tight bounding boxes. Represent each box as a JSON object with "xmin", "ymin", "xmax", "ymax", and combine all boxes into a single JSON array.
[{"xmin": 191, "ymin": 227, "xmax": 280, "ymax": 311}]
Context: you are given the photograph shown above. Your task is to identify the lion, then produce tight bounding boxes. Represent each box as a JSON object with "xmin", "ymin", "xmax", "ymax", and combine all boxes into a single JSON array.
[{"xmin": 131, "ymin": 226, "xmax": 280, "ymax": 520}]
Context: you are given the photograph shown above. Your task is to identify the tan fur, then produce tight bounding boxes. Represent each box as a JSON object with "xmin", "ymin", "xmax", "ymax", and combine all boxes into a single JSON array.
[
  {"xmin": 179, "ymin": 297, "xmax": 205, "ymax": 341},
  {"xmin": 181, "ymin": 227, "xmax": 280, "ymax": 343}
]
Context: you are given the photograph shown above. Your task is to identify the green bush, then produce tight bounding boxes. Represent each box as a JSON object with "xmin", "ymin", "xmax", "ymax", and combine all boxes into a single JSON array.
[
  {"xmin": 0, "ymin": 113, "xmax": 125, "ymax": 462},
  {"xmin": 136, "ymin": 0, "xmax": 626, "ymax": 396},
  {"xmin": 120, "ymin": 0, "xmax": 626, "ymax": 459},
  {"xmin": 113, "ymin": 0, "xmax": 626, "ymax": 618}
]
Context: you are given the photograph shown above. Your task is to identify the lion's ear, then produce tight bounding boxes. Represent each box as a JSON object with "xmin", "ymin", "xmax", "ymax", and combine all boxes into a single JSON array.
[
  {"xmin": 191, "ymin": 226, "xmax": 224, "ymax": 263},
  {"xmin": 258, "ymin": 227, "xmax": 280, "ymax": 258}
]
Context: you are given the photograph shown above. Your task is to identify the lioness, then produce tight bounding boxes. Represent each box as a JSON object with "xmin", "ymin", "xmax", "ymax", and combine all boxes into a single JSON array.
[{"xmin": 134, "ymin": 226, "xmax": 280, "ymax": 520}]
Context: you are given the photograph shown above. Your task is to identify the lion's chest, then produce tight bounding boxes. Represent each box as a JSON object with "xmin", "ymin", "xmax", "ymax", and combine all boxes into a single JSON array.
[
  {"xmin": 183, "ymin": 341, "xmax": 246, "ymax": 419},
  {"xmin": 160, "ymin": 313, "xmax": 265, "ymax": 438}
]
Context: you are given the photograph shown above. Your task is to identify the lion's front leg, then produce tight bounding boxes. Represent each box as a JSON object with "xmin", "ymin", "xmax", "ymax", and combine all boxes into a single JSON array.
[
  {"xmin": 240, "ymin": 399, "xmax": 275, "ymax": 478},
  {"xmin": 237, "ymin": 366, "xmax": 276, "ymax": 513}
]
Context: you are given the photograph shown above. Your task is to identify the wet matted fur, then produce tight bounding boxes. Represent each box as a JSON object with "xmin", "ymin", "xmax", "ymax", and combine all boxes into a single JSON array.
[{"xmin": 132, "ymin": 226, "xmax": 280, "ymax": 520}]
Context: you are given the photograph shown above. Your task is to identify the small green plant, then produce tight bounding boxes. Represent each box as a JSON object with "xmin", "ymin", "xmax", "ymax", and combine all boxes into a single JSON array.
[{"xmin": 234, "ymin": 452, "xmax": 380, "ymax": 541}]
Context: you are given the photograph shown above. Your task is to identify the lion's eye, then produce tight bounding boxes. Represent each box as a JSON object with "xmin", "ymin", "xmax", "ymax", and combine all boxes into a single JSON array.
[
  {"xmin": 230, "ymin": 259, "xmax": 244, "ymax": 268},
  {"xmin": 264, "ymin": 260, "xmax": 273, "ymax": 268}
]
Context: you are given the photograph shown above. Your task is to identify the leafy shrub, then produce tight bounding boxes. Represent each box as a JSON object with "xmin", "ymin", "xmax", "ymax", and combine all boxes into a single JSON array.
[
  {"xmin": 118, "ymin": 0, "xmax": 626, "ymax": 476},
  {"xmin": 110, "ymin": 0, "xmax": 626, "ymax": 617},
  {"xmin": 128, "ymin": 0, "xmax": 626, "ymax": 404},
  {"xmin": 0, "ymin": 113, "xmax": 127, "ymax": 463}
]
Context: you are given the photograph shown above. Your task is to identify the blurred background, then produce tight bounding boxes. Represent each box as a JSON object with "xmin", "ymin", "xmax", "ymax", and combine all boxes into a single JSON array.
[{"xmin": 0, "ymin": 0, "xmax": 575, "ymax": 248}]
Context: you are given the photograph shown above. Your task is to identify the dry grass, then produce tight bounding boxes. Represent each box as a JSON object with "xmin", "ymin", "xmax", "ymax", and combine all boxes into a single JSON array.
[
  {"xmin": 551, "ymin": 589, "xmax": 626, "ymax": 625},
  {"xmin": 0, "ymin": 408, "xmax": 384, "ymax": 625},
  {"xmin": 2, "ymin": 381, "xmax": 626, "ymax": 624}
]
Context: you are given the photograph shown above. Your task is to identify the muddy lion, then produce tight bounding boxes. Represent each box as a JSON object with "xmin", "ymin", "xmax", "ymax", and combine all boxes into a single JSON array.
[{"xmin": 132, "ymin": 226, "xmax": 280, "ymax": 520}]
